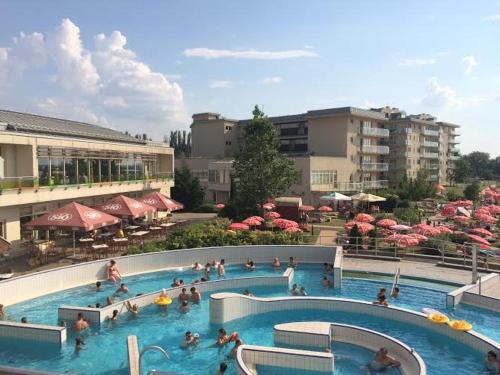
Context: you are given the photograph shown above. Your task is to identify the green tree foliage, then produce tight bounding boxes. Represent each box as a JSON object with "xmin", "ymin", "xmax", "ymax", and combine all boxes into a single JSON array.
[
  {"xmin": 396, "ymin": 170, "xmax": 436, "ymax": 201},
  {"xmin": 229, "ymin": 106, "xmax": 298, "ymax": 218},
  {"xmin": 445, "ymin": 187, "xmax": 463, "ymax": 201},
  {"xmin": 167, "ymin": 130, "xmax": 192, "ymax": 157},
  {"xmin": 450, "ymin": 157, "xmax": 471, "ymax": 183},
  {"xmin": 463, "ymin": 181, "xmax": 480, "ymax": 201},
  {"xmin": 393, "ymin": 207, "xmax": 422, "ymax": 225},
  {"xmin": 463, "ymin": 152, "xmax": 492, "ymax": 180},
  {"xmin": 171, "ymin": 166, "xmax": 204, "ymax": 211}
]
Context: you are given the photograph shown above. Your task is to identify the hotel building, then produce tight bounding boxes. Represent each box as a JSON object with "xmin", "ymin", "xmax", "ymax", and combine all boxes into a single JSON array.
[
  {"xmin": 0, "ymin": 109, "xmax": 175, "ymax": 250},
  {"xmin": 178, "ymin": 106, "xmax": 460, "ymax": 205}
]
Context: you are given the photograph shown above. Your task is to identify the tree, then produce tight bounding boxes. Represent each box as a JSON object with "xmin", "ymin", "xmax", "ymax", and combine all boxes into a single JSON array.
[
  {"xmin": 171, "ymin": 166, "xmax": 204, "ymax": 211},
  {"xmin": 463, "ymin": 152, "xmax": 492, "ymax": 180},
  {"xmin": 230, "ymin": 106, "xmax": 298, "ymax": 217},
  {"xmin": 167, "ymin": 130, "xmax": 192, "ymax": 157},
  {"xmin": 463, "ymin": 181, "xmax": 480, "ymax": 201},
  {"xmin": 396, "ymin": 170, "xmax": 436, "ymax": 201},
  {"xmin": 451, "ymin": 157, "xmax": 471, "ymax": 183}
]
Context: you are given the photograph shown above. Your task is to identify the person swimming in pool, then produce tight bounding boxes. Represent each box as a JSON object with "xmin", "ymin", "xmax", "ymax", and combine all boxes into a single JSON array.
[
  {"xmin": 192, "ymin": 262, "xmax": 202, "ymax": 271},
  {"xmin": 288, "ymin": 257, "xmax": 298, "ymax": 268},
  {"xmin": 369, "ymin": 348, "xmax": 400, "ymax": 371},
  {"xmin": 230, "ymin": 339, "xmax": 243, "ymax": 358},
  {"xmin": 190, "ymin": 286, "xmax": 201, "ymax": 303},
  {"xmin": 290, "ymin": 284, "xmax": 300, "ymax": 296},
  {"xmin": 107, "ymin": 260, "xmax": 122, "ymax": 282},
  {"xmin": 178, "ymin": 287, "xmax": 190, "ymax": 302},
  {"xmin": 373, "ymin": 295, "xmax": 388, "ymax": 307},
  {"xmin": 73, "ymin": 313, "xmax": 89, "ymax": 331},
  {"xmin": 300, "ymin": 287, "xmax": 307, "ymax": 296},
  {"xmin": 171, "ymin": 278, "xmax": 181, "ymax": 287},
  {"xmin": 95, "ymin": 281, "xmax": 102, "ymax": 291},
  {"xmin": 216, "ymin": 328, "xmax": 239, "ymax": 346},
  {"xmin": 124, "ymin": 301, "xmax": 139, "ymax": 316},
  {"xmin": 486, "ymin": 351, "xmax": 500, "ymax": 373},
  {"xmin": 204, "ymin": 263, "xmax": 211, "ymax": 279},
  {"xmin": 391, "ymin": 287, "xmax": 400, "ymax": 298},
  {"xmin": 377, "ymin": 288, "xmax": 386, "ymax": 299},
  {"xmin": 182, "ymin": 331, "xmax": 200, "ymax": 347},
  {"xmin": 245, "ymin": 260, "xmax": 255, "ymax": 271},
  {"xmin": 115, "ymin": 283, "xmax": 129, "ymax": 294},
  {"xmin": 180, "ymin": 300, "xmax": 190, "ymax": 313},
  {"xmin": 218, "ymin": 259, "xmax": 225, "ymax": 277},
  {"xmin": 243, "ymin": 289, "xmax": 254, "ymax": 297},
  {"xmin": 272, "ymin": 257, "xmax": 281, "ymax": 268}
]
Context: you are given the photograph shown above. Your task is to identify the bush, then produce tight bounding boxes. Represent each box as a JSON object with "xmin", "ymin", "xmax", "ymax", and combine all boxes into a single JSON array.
[
  {"xmin": 446, "ymin": 188, "xmax": 463, "ymax": 202},
  {"xmin": 192, "ymin": 203, "xmax": 216, "ymax": 213},
  {"xmin": 464, "ymin": 181, "xmax": 480, "ymax": 201},
  {"xmin": 393, "ymin": 207, "xmax": 421, "ymax": 225},
  {"xmin": 125, "ymin": 219, "xmax": 303, "ymax": 254}
]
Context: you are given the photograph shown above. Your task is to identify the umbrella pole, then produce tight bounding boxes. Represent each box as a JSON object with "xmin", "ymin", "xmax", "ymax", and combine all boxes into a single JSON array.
[{"xmin": 73, "ymin": 231, "xmax": 76, "ymax": 257}]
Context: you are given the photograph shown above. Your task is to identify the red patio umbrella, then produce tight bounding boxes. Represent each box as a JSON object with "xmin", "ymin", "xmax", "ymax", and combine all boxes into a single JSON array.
[
  {"xmin": 98, "ymin": 195, "xmax": 156, "ymax": 218},
  {"xmin": 214, "ymin": 203, "xmax": 225, "ymax": 210},
  {"xmin": 467, "ymin": 234, "xmax": 490, "ymax": 246},
  {"xmin": 284, "ymin": 227, "xmax": 302, "ymax": 233},
  {"xmin": 436, "ymin": 226, "xmax": 453, "ymax": 234},
  {"xmin": 263, "ymin": 203, "xmax": 275, "ymax": 210},
  {"xmin": 453, "ymin": 215, "xmax": 471, "ymax": 224},
  {"xmin": 411, "ymin": 224, "xmax": 441, "ymax": 236},
  {"xmin": 441, "ymin": 205, "xmax": 457, "ymax": 217},
  {"xmin": 354, "ymin": 213, "xmax": 375, "ymax": 223},
  {"xmin": 469, "ymin": 228, "xmax": 494, "ymax": 237},
  {"xmin": 485, "ymin": 205, "xmax": 500, "ymax": 215},
  {"xmin": 450, "ymin": 200, "xmax": 474, "ymax": 208},
  {"xmin": 475, "ymin": 213, "xmax": 497, "ymax": 224},
  {"xmin": 264, "ymin": 211, "xmax": 280, "ymax": 219},
  {"xmin": 24, "ymin": 202, "xmax": 121, "ymax": 254},
  {"xmin": 389, "ymin": 224, "xmax": 411, "ymax": 231},
  {"xmin": 138, "ymin": 192, "xmax": 183, "ymax": 211},
  {"xmin": 376, "ymin": 219, "xmax": 397, "ymax": 228},
  {"xmin": 408, "ymin": 233, "xmax": 428, "ymax": 242},
  {"xmin": 228, "ymin": 223, "xmax": 249, "ymax": 231},
  {"xmin": 242, "ymin": 217, "xmax": 262, "ymax": 226},
  {"xmin": 345, "ymin": 221, "xmax": 374, "ymax": 234},
  {"xmin": 318, "ymin": 206, "xmax": 333, "ymax": 212},
  {"xmin": 272, "ymin": 218, "xmax": 299, "ymax": 229},
  {"xmin": 299, "ymin": 205, "xmax": 315, "ymax": 212}
]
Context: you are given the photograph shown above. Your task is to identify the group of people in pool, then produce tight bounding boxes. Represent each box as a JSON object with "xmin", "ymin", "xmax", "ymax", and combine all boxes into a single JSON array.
[{"xmin": 373, "ymin": 287, "xmax": 399, "ymax": 307}]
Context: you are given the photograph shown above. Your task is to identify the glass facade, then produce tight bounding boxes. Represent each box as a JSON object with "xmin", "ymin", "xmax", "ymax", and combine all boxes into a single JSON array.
[
  {"xmin": 311, "ymin": 170, "xmax": 337, "ymax": 185},
  {"xmin": 36, "ymin": 147, "xmax": 161, "ymax": 187}
]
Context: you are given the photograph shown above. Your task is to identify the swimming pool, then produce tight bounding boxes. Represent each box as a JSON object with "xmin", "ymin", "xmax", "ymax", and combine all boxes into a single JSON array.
[{"xmin": 0, "ymin": 262, "xmax": 498, "ymax": 374}]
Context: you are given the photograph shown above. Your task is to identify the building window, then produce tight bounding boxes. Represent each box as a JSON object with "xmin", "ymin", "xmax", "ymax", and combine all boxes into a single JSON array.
[
  {"xmin": 225, "ymin": 141, "xmax": 232, "ymax": 145},
  {"xmin": 311, "ymin": 170, "xmax": 337, "ymax": 185}
]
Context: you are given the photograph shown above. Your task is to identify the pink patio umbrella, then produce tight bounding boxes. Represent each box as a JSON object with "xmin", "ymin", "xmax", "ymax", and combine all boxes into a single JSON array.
[
  {"xmin": 262, "ymin": 203, "xmax": 275, "ymax": 210},
  {"xmin": 451, "ymin": 200, "xmax": 474, "ymax": 208},
  {"xmin": 228, "ymin": 223, "xmax": 250, "ymax": 231},
  {"xmin": 264, "ymin": 211, "xmax": 281, "ymax": 220},
  {"xmin": 441, "ymin": 205, "xmax": 457, "ymax": 217},
  {"xmin": 138, "ymin": 192, "xmax": 184, "ymax": 212},
  {"xmin": 453, "ymin": 215, "xmax": 471, "ymax": 224},
  {"xmin": 214, "ymin": 203, "xmax": 225, "ymax": 210},
  {"xmin": 475, "ymin": 213, "xmax": 497, "ymax": 224},
  {"xmin": 408, "ymin": 233, "xmax": 428, "ymax": 242},
  {"xmin": 247, "ymin": 215, "xmax": 264, "ymax": 222},
  {"xmin": 284, "ymin": 227, "xmax": 303, "ymax": 233},
  {"xmin": 467, "ymin": 234, "xmax": 491, "ymax": 246},
  {"xmin": 345, "ymin": 221, "xmax": 374, "ymax": 234},
  {"xmin": 318, "ymin": 206, "xmax": 333, "ymax": 212},
  {"xmin": 384, "ymin": 234, "xmax": 419, "ymax": 248},
  {"xmin": 242, "ymin": 217, "xmax": 262, "ymax": 227},
  {"xmin": 354, "ymin": 213, "xmax": 375, "ymax": 223},
  {"xmin": 469, "ymin": 228, "xmax": 494, "ymax": 237},
  {"xmin": 475, "ymin": 207, "xmax": 491, "ymax": 216},
  {"xmin": 485, "ymin": 205, "xmax": 500, "ymax": 215},
  {"xmin": 272, "ymin": 218, "xmax": 299, "ymax": 229},
  {"xmin": 479, "ymin": 243, "xmax": 492, "ymax": 250},
  {"xmin": 376, "ymin": 219, "xmax": 398, "ymax": 228},
  {"xmin": 98, "ymin": 195, "xmax": 156, "ymax": 219},
  {"xmin": 299, "ymin": 205, "xmax": 315, "ymax": 212},
  {"xmin": 436, "ymin": 226, "xmax": 453, "ymax": 234},
  {"xmin": 411, "ymin": 224, "xmax": 441, "ymax": 236},
  {"xmin": 389, "ymin": 224, "xmax": 411, "ymax": 231}
]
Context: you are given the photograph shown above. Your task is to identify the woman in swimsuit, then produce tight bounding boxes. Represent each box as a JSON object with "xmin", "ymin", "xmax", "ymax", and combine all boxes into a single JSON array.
[{"xmin": 107, "ymin": 260, "xmax": 122, "ymax": 282}]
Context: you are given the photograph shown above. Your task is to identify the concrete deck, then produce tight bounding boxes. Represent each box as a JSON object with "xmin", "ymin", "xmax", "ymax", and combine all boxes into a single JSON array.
[{"xmin": 343, "ymin": 257, "xmax": 486, "ymax": 285}]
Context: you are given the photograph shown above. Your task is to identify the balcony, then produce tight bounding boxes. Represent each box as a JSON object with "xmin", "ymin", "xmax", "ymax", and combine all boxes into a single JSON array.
[
  {"xmin": 423, "ymin": 129, "xmax": 439, "ymax": 137},
  {"xmin": 429, "ymin": 174, "xmax": 439, "ymax": 181},
  {"xmin": 311, "ymin": 180, "xmax": 389, "ymax": 192},
  {"xmin": 422, "ymin": 152, "xmax": 439, "ymax": 159},
  {"xmin": 449, "ymin": 154, "xmax": 460, "ymax": 160},
  {"xmin": 426, "ymin": 164, "xmax": 439, "ymax": 170},
  {"xmin": 423, "ymin": 141, "xmax": 439, "ymax": 148},
  {"xmin": 361, "ymin": 127, "xmax": 390, "ymax": 137},
  {"xmin": 361, "ymin": 145, "xmax": 390, "ymax": 155},
  {"xmin": 361, "ymin": 162, "xmax": 389, "ymax": 172}
]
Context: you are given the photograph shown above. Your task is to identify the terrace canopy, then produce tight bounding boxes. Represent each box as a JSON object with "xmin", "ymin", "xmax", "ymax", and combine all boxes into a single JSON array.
[
  {"xmin": 98, "ymin": 195, "xmax": 156, "ymax": 219},
  {"xmin": 350, "ymin": 193, "xmax": 386, "ymax": 202},
  {"xmin": 139, "ymin": 192, "xmax": 184, "ymax": 211}
]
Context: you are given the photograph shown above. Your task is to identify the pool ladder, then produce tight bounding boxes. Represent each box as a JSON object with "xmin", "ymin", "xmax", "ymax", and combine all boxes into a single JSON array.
[
  {"xmin": 140, "ymin": 345, "xmax": 170, "ymax": 375},
  {"xmin": 390, "ymin": 267, "xmax": 401, "ymax": 296}
]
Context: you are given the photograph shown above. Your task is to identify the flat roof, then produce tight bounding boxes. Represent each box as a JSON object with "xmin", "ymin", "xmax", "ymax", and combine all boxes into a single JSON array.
[{"xmin": 0, "ymin": 109, "xmax": 147, "ymax": 145}]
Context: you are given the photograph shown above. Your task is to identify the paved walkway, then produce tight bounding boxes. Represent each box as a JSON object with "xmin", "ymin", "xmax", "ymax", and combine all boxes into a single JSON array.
[
  {"xmin": 343, "ymin": 257, "xmax": 486, "ymax": 285},
  {"xmin": 315, "ymin": 229, "xmax": 337, "ymax": 245}
]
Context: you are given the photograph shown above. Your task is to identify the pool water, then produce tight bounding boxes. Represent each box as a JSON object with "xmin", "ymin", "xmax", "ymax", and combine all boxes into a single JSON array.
[{"xmin": 0, "ymin": 263, "xmax": 498, "ymax": 374}]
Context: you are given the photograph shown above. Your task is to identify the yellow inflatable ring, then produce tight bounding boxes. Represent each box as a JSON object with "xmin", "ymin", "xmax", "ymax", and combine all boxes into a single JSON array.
[
  {"xmin": 154, "ymin": 296, "xmax": 172, "ymax": 306},
  {"xmin": 427, "ymin": 313, "xmax": 449, "ymax": 324},
  {"xmin": 447, "ymin": 320, "xmax": 472, "ymax": 331}
]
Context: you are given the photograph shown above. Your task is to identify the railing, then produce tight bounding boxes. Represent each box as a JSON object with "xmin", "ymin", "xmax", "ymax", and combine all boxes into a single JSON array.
[
  {"xmin": 425, "ymin": 164, "xmax": 439, "ymax": 170},
  {"xmin": 422, "ymin": 152, "xmax": 439, "ymax": 158},
  {"xmin": 423, "ymin": 129, "xmax": 439, "ymax": 137},
  {"xmin": 361, "ymin": 162, "xmax": 389, "ymax": 172},
  {"xmin": 0, "ymin": 172, "xmax": 174, "ymax": 192},
  {"xmin": 311, "ymin": 180, "xmax": 389, "ymax": 192},
  {"xmin": 449, "ymin": 155, "xmax": 460, "ymax": 160},
  {"xmin": 361, "ymin": 145, "xmax": 390, "ymax": 154},
  {"xmin": 361, "ymin": 127, "xmax": 390, "ymax": 137},
  {"xmin": 423, "ymin": 141, "xmax": 439, "ymax": 148}
]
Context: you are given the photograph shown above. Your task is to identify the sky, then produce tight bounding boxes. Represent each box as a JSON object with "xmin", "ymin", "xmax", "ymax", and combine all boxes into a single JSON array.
[{"xmin": 0, "ymin": 0, "xmax": 499, "ymax": 155}]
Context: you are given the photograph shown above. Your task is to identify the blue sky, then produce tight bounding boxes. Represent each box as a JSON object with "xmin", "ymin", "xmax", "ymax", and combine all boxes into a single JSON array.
[{"xmin": 0, "ymin": 0, "xmax": 499, "ymax": 155}]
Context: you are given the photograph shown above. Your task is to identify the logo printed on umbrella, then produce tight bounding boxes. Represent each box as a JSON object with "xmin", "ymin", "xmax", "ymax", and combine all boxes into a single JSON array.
[
  {"xmin": 48, "ymin": 213, "xmax": 73, "ymax": 222},
  {"xmin": 131, "ymin": 202, "xmax": 144, "ymax": 209},
  {"xmin": 144, "ymin": 199, "xmax": 158, "ymax": 205},
  {"xmin": 103, "ymin": 204, "xmax": 122, "ymax": 211},
  {"xmin": 84, "ymin": 211, "xmax": 102, "ymax": 220}
]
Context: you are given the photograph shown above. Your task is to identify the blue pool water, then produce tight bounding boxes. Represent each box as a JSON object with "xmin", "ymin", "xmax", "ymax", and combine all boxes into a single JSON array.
[{"xmin": 0, "ymin": 263, "xmax": 498, "ymax": 374}]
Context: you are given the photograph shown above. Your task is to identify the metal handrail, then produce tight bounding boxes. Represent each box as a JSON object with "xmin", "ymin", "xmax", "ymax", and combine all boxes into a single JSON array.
[{"xmin": 139, "ymin": 345, "xmax": 170, "ymax": 375}]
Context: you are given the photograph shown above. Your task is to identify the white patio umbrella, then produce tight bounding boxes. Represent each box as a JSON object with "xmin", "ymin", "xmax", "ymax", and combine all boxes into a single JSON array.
[
  {"xmin": 319, "ymin": 192, "xmax": 351, "ymax": 201},
  {"xmin": 350, "ymin": 193, "xmax": 386, "ymax": 202}
]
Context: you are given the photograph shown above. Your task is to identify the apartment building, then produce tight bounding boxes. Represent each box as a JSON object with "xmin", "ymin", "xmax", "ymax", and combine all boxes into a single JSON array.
[
  {"xmin": 0, "ymin": 109, "xmax": 175, "ymax": 248},
  {"xmin": 179, "ymin": 107, "xmax": 391, "ymax": 204},
  {"xmin": 373, "ymin": 107, "xmax": 460, "ymax": 184}
]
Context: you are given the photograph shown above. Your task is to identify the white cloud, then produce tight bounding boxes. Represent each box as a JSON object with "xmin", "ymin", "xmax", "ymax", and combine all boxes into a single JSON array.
[
  {"xmin": 210, "ymin": 80, "xmax": 234, "ymax": 88},
  {"xmin": 482, "ymin": 14, "xmax": 500, "ymax": 21},
  {"xmin": 48, "ymin": 19, "xmax": 100, "ymax": 95},
  {"xmin": 184, "ymin": 48, "xmax": 318, "ymax": 60},
  {"xmin": 0, "ymin": 19, "xmax": 188, "ymax": 138},
  {"xmin": 420, "ymin": 77, "xmax": 458, "ymax": 108},
  {"xmin": 260, "ymin": 76, "xmax": 282, "ymax": 85},
  {"xmin": 462, "ymin": 55, "xmax": 477, "ymax": 75},
  {"xmin": 399, "ymin": 58, "xmax": 437, "ymax": 67}
]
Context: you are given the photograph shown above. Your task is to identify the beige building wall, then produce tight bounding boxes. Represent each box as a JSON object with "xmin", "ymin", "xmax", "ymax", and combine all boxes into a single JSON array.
[{"xmin": 307, "ymin": 116, "xmax": 348, "ymax": 157}]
